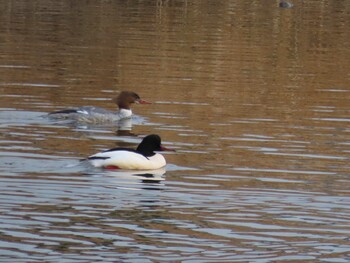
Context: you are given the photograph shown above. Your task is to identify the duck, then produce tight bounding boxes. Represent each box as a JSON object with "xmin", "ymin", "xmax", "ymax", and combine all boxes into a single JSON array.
[
  {"xmin": 85, "ymin": 134, "xmax": 172, "ymax": 170},
  {"xmin": 279, "ymin": 0, "xmax": 294, "ymax": 8},
  {"xmin": 48, "ymin": 91, "xmax": 150, "ymax": 123}
]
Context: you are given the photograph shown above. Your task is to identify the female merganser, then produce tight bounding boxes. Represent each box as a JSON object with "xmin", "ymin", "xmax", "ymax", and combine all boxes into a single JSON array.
[
  {"xmin": 85, "ymin": 134, "xmax": 172, "ymax": 170},
  {"xmin": 48, "ymin": 91, "xmax": 150, "ymax": 123}
]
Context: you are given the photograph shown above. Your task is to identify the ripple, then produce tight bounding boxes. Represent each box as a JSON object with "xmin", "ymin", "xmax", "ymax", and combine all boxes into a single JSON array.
[
  {"xmin": 0, "ymin": 82, "xmax": 60, "ymax": 88},
  {"xmin": 1, "ymin": 1, "xmax": 349, "ymax": 261}
]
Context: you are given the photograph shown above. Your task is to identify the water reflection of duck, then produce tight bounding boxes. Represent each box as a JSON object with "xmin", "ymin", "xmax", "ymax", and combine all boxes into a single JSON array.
[
  {"xmin": 279, "ymin": 0, "xmax": 294, "ymax": 8},
  {"xmin": 105, "ymin": 167, "xmax": 166, "ymax": 183},
  {"xmin": 85, "ymin": 134, "xmax": 173, "ymax": 170},
  {"xmin": 116, "ymin": 117, "xmax": 134, "ymax": 135},
  {"xmin": 48, "ymin": 91, "xmax": 151, "ymax": 124}
]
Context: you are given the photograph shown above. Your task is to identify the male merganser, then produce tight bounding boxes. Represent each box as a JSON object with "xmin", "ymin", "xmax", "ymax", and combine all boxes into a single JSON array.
[
  {"xmin": 48, "ymin": 91, "xmax": 150, "ymax": 123},
  {"xmin": 85, "ymin": 134, "xmax": 172, "ymax": 170}
]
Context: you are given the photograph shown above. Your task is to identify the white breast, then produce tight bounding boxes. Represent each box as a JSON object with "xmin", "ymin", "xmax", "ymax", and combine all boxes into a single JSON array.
[
  {"xmin": 88, "ymin": 150, "xmax": 166, "ymax": 170},
  {"xmin": 117, "ymin": 109, "xmax": 132, "ymax": 119}
]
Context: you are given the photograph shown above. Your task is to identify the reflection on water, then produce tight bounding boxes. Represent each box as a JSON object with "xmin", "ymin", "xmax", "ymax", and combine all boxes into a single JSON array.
[
  {"xmin": 48, "ymin": 113, "xmax": 140, "ymax": 136},
  {"xmin": 86, "ymin": 166, "xmax": 166, "ymax": 184},
  {"xmin": 0, "ymin": 0, "xmax": 349, "ymax": 262}
]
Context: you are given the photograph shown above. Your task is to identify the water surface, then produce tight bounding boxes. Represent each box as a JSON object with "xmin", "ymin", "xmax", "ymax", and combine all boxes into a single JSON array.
[{"xmin": 0, "ymin": 1, "xmax": 349, "ymax": 262}]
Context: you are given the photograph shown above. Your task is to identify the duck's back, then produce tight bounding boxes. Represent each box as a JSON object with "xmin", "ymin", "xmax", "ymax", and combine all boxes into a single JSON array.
[{"xmin": 49, "ymin": 107, "xmax": 132, "ymax": 123}]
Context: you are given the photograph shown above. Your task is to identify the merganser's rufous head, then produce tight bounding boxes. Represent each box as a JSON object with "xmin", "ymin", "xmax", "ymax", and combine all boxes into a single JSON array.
[{"xmin": 113, "ymin": 91, "xmax": 151, "ymax": 109}]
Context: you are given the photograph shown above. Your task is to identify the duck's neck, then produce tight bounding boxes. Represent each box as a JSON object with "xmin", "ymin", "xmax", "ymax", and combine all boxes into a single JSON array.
[
  {"xmin": 118, "ymin": 101, "xmax": 131, "ymax": 110},
  {"xmin": 118, "ymin": 108, "xmax": 132, "ymax": 119},
  {"xmin": 136, "ymin": 146, "xmax": 156, "ymax": 157}
]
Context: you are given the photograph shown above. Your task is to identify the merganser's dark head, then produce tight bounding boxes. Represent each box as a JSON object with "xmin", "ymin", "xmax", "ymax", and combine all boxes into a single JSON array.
[{"xmin": 136, "ymin": 134, "xmax": 173, "ymax": 157}]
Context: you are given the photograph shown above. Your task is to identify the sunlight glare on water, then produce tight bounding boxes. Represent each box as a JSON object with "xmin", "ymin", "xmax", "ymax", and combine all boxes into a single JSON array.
[{"xmin": 0, "ymin": 0, "xmax": 349, "ymax": 262}]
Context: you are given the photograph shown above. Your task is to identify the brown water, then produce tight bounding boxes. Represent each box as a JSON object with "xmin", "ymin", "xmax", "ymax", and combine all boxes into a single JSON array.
[{"xmin": 0, "ymin": 0, "xmax": 349, "ymax": 262}]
